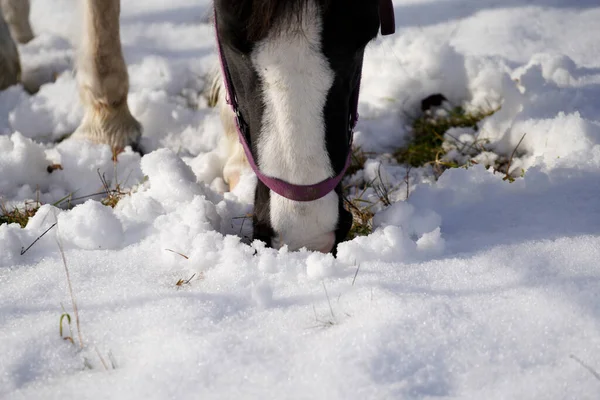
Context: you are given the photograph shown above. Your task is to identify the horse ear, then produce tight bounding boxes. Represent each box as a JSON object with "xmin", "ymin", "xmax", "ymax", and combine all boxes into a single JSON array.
[{"xmin": 379, "ymin": 0, "xmax": 395, "ymax": 36}]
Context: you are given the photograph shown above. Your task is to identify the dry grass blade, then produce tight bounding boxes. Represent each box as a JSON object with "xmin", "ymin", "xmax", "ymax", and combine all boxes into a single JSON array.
[
  {"xmin": 108, "ymin": 351, "xmax": 118, "ymax": 369},
  {"xmin": 165, "ymin": 249, "xmax": 189, "ymax": 259},
  {"xmin": 176, "ymin": 273, "xmax": 197, "ymax": 287},
  {"xmin": 308, "ymin": 305, "xmax": 335, "ymax": 330},
  {"xmin": 322, "ymin": 281, "xmax": 335, "ymax": 321},
  {"xmin": 56, "ymin": 233, "xmax": 83, "ymax": 348},
  {"xmin": 570, "ymin": 354, "xmax": 600, "ymax": 382},
  {"xmin": 232, "ymin": 213, "xmax": 253, "ymax": 238},
  {"xmin": 503, "ymin": 133, "xmax": 527, "ymax": 182},
  {"xmin": 352, "ymin": 263, "xmax": 361, "ymax": 286},
  {"xmin": 373, "ymin": 165, "xmax": 392, "ymax": 207},
  {"xmin": 95, "ymin": 347, "xmax": 109, "ymax": 371},
  {"xmin": 55, "ymin": 191, "xmax": 107, "ymax": 207},
  {"xmin": 20, "ymin": 222, "xmax": 57, "ymax": 255},
  {"xmin": 59, "ymin": 312, "xmax": 74, "ymax": 344},
  {"xmin": 404, "ymin": 166, "xmax": 412, "ymax": 200}
]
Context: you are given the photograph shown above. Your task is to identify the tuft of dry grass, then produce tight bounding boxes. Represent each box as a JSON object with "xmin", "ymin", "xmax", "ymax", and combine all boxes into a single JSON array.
[
  {"xmin": 97, "ymin": 169, "xmax": 131, "ymax": 209},
  {"xmin": 308, "ymin": 282, "xmax": 338, "ymax": 329},
  {"xmin": 345, "ymin": 196, "xmax": 376, "ymax": 239},
  {"xmin": 2, "ymin": 156, "xmax": 136, "ymax": 229},
  {"xmin": 0, "ymin": 200, "xmax": 41, "ymax": 227},
  {"xmin": 500, "ymin": 132, "xmax": 527, "ymax": 183},
  {"xmin": 343, "ymin": 160, "xmax": 406, "ymax": 239},
  {"xmin": 344, "ymin": 169, "xmax": 400, "ymax": 239},
  {"xmin": 176, "ymin": 273, "xmax": 199, "ymax": 287}
]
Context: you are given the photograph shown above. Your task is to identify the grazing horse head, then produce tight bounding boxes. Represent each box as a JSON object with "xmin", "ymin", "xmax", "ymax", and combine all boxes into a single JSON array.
[{"xmin": 214, "ymin": 0, "xmax": 394, "ymax": 254}]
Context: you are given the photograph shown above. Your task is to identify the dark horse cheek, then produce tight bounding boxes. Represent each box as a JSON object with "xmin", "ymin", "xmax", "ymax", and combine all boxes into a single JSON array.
[
  {"xmin": 252, "ymin": 180, "xmax": 275, "ymax": 247},
  {"xmin": 332, "ymin": 186, "xmax": 352, "ymax": 256}
]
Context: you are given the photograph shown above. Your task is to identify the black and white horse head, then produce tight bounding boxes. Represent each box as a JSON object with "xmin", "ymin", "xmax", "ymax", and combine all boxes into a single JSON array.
[{"xmin": 214, "ymin": 0, "xmax": 394, "ymax": 254}]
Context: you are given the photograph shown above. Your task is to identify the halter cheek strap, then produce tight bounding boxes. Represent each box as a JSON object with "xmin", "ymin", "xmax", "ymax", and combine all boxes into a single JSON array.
[
  {"xmin": 379, "ymin": 0, "xmax": 396, "ymax": 35},
  {"xmin": 214, "ymin": 0, "xmax": 395, "ymax": 202}
]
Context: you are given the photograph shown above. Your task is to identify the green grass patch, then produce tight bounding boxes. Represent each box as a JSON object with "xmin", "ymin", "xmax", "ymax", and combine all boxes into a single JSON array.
[
  {"xmin": 343, "ymin": 101, "xmax": 502, "ymax": 240},
  {"xmin": 394, "ymin": 105, "xmax": 498, "ymax": 169}
]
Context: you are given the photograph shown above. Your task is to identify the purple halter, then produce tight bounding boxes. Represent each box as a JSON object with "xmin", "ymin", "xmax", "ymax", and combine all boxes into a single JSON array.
[{"xmin": 215, "ymin": 0, "xmax": 396, "ymax": 202}]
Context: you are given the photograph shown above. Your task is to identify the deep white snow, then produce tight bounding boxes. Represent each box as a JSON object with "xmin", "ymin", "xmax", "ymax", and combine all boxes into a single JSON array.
[{"xmin": 2, "ymin": 0, "xmax": 600, "ymax": 399}]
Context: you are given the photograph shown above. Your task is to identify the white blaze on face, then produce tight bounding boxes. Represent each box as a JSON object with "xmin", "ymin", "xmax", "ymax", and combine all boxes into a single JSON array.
[{"xmin": 251, "ymin": 1, "xmax": 338, "ymax": 252}]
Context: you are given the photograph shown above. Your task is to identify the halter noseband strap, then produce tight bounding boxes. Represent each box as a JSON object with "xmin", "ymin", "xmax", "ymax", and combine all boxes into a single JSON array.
[{"xmin": 214, "ymin": 0, "xmax": 396, "ymax": 202}]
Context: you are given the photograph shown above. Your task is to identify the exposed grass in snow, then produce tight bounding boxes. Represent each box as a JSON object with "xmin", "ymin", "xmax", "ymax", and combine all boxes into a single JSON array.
[
  {"xmin": 345, "ymin": 151, "xmax": 386, "ymax": 239},
  {"xmin": 343, "ymin": 97, "xmax": 522, "ymax": 239},
  {"xmin": 345, "ymin": 196, "xmax": 375, "ymax": 239},
  {"xmin": 392, "ymin": 98, "xmax": 531, "ymax": 184},
  {"xmin": 345, "ymin": 167, "xmax": 399, "ymax": 239},
  {"xmin": 0, "ymin": 200, "xmax": 41, "ymax": 227},
  {"xmin": 347, "ymin": 146, "xmax": 372, "ymax": 177},
  {"xmin": 0, "ymin": 191, "xmax": 126, "ymax": 228},
  {"xmin": 97, "ymin": 169, "xmax": 132, "ymax": 209},
  {"xmin": 343, "ymin": 95, "xmax": 505, "ymax": 240},
  {"xmin": 0, "ymin": 164, "xmax": 139, "ymax": 228},
  {"xmin": 394, "ymin": 102, "xmax": 498, "ymax": 174}
]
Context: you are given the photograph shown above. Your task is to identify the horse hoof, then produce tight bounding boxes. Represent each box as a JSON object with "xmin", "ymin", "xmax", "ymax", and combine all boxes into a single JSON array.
[{"xmin": 71, "ymin": 104, "xmax": 143, "ymax": 155}]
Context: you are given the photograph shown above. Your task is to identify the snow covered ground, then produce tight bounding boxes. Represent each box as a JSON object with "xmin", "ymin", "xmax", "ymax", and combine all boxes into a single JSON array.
[{"xmin": 2, "ymin": 0, "xmax": 600, "ymax": 398}]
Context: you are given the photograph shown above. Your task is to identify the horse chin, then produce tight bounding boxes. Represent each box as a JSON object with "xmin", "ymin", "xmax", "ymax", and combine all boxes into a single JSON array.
[{"xmin": 272, "ymin": 231, "xmax": 336, "ymax": 254}]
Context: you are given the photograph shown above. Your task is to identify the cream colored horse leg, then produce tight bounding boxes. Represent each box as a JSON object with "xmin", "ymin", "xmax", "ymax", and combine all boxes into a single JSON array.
[
  {"xmin": 0, "ymin": 0, "xmax": 33, "ymax": 44},
  {"xmin": 0, "ymin": 5, "xmax": 19, "ymax": 90},
  {"xmin": 220, "ymin": 99, "xmax": 248, "ymax": 190},
  {"xmin": 208, "ymin": 71, "xmax": 250, "ymax": 190},
  {"xmin": 205, "ymin": 68, "xmax": 249, "ymax": 190},
  {"xmin": 72, "ymin": 0, "xmax": 141, "ymax": 152}
]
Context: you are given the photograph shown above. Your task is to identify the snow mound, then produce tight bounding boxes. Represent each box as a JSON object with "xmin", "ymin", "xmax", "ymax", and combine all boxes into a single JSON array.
[{"xmin": 57, "ymin": 200, "xmax": 124, "ymax": 250}]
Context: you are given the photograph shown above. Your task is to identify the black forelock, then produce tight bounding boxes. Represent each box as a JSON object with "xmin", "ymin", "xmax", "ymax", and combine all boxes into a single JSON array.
[{"xmin": 223, "ymin": 0, "xmax": 332, "ymax": 40}]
